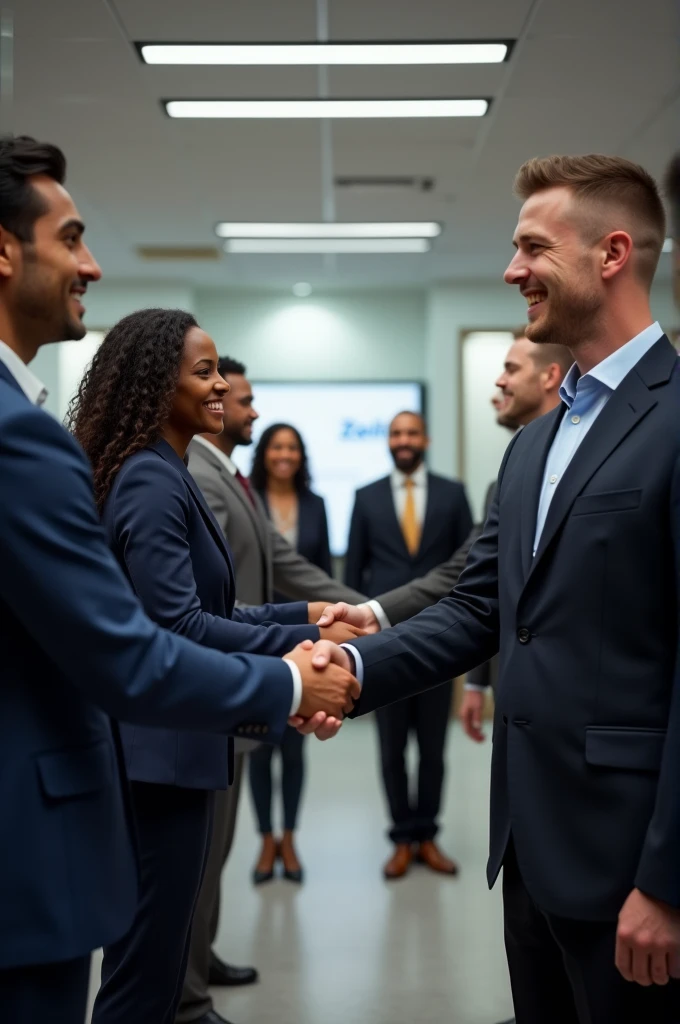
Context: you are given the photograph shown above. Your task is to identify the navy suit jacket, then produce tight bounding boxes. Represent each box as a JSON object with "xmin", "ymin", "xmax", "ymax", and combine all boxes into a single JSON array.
[
  {"xmin": 0, "ymin": 362, "xmax": 293, "ymax": 970},
  {"xmin": 344, "ymin": 472, "xmax": 473, "ymax": 596},
  {"xmin": 350, "ymin": 337, "xmax": 680, "ymax": 922},
  {"xmin": 259, "ymin": 488, "xmax": 333, "ymax": 600},
  {"xmin": 103, "ymin": 441, "xmax": 319, "ymax": 790}
]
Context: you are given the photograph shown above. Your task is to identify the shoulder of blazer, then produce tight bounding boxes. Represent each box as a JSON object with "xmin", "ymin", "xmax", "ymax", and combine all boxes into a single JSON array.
[
  {"xmin": 426, "ymin": 471, "xmax": 464, "ymax": 492},
  {"xmin": 355, "ymin": 476, "xmax": 391, "ymax": 501}
]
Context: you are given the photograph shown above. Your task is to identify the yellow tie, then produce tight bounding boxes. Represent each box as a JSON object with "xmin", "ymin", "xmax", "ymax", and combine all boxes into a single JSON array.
[{"xmin": 401, "ymin": 478, "xmax": 421, "ymax": 556}]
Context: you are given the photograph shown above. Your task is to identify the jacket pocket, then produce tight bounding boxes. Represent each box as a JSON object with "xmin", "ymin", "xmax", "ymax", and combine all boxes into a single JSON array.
[
  {"xmin": 585, "ymin": 726, "xmax": 665, "ymax": 771},
  {"xmin": 36, "ymin": 741, "xmax": 113, "ymax": 799},
  {"xmin": 572, "ymin": 489, "xmax": 642, "ymax": 516}
]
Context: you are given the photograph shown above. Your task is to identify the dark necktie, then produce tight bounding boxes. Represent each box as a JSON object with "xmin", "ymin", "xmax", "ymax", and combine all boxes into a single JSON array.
[{"xmin": 234, "ymin": 468, "xmax": 256, "ymax": 508}]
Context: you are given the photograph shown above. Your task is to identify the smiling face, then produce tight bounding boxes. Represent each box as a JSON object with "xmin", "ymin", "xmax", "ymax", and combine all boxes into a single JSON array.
[
  {"xmin": 263, "ymin": 427, "xmax": 303, "ymax": 483},
  {"xmin": 221, "ymin": 373, "xmax": 259, "ymax": 447},
  {"xmin": 495, "ymin": 337, "xmax": 548, "ymax": 428},
  {"xmin": 165, "ymin": 327, "xmax": 229, "ymax": 440},
  {"xmin": 504, "ymin": 186, "xmax": 602, "ymax": 349},
  {"xmin": 388, "ymin": 412, "xmax": 429, "ymax": 474},
  {"xmin": 1, "ymin": 175, "xmax": 101, "ymax": 344}
]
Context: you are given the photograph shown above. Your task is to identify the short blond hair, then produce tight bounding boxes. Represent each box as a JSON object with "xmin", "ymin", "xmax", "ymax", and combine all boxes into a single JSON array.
[{"xmin": 514, "ymin": 155, "xmax": 666, "ymax": 287}]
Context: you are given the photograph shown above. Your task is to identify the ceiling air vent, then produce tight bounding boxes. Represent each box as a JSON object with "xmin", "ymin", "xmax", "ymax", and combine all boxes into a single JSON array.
[
  {"xmin": 137, "ymin": 246, "xmax": 221, "ymax": 261},
  {"xmin": 334, "ymin": 176, "xmax": 435, "ymax": 194}
]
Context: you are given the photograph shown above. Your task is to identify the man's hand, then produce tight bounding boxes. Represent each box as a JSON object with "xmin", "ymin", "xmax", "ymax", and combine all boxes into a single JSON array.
[
  {"xmin": 459, "ymin": 690, "xmax": 486, "ymax": 742},
  {"xmin": 315, "ymin": 602, "xmax": 380, "ymax": 633},
  {"xmin": 616, "ymin": 888, "xmax": 680, "ymax": 986},
  {"xmin": 284, "ymin": 639, "xmax": 360, "ymax": 721},
  {"xmin": 308, "ymin": 601, "xmax": 331, "ymax": 624},
  {"xmin": 318, "ymin": 621, "xmax": 367, "ymax": 644}
]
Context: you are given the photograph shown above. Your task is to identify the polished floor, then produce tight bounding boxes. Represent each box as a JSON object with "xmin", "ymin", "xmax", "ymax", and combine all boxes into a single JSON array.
[{"xmin": 88, "ymin": 717, "xmax": 513, "ymax": 1023}]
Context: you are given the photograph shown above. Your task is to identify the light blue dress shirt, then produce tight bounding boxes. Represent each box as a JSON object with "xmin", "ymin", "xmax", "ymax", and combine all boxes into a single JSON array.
[
  {"xmin": 346, "ymin": 321, "xmax": 666, "ymax": 684},
  {"xmin": 533, "ymin": 321, "xmax": 663, "ymax": 554}
]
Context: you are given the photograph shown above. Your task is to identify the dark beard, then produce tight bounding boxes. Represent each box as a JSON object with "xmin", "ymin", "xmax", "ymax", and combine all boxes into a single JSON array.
[
  {"xmin": 526, "ymin": 284, "xmax": 600, "ymax": 350},
  {"xmin": 16, "ymin": 247, "xmax": 86, "ymax": 342}
]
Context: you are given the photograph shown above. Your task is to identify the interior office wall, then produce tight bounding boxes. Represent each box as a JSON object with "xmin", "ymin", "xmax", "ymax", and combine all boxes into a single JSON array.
[
  {"xmin": 36, "ymin": 278, "xmax": 677, "ymax": 477},
  {"xmin": 195, "ymin": 289, "xmax": 426, "ymax": 381}
]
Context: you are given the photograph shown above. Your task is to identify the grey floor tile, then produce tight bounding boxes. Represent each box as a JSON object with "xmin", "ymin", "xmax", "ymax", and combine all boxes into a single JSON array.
[{"xmin": 88, "ymin": 719, "xmax": 513, "ymax": 1023}]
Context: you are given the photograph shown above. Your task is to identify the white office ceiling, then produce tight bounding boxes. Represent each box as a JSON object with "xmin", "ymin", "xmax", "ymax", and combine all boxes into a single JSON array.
[{"xmin": 9, "ymin": 0, "xmax": 680, "ymax": 289}]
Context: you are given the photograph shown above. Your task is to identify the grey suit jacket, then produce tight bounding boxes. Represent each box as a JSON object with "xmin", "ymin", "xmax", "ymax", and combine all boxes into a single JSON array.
[
  {"xmin": 377, "ymin": 481, "xmax": 496, "ymax": 627},
  {"xmin": 187, "ymin": 440, "xmax": 366, "ymax": 607}
]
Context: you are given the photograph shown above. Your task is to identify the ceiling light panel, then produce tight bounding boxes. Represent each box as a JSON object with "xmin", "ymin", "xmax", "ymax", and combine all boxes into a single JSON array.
[
  {"xmin": 225, "ymin": 239, "xmax": 431, "ymax": 254},
  {"xmin": 165, "ymin": 98, "xmax": 489, "ymax": 119},
  {"xmin": 140, "ymin": 41, "xmax": 511, "ymax": 65},
  {"xmin": 216, "ymin": 222, "xmax": 441, "ymax": 239}
]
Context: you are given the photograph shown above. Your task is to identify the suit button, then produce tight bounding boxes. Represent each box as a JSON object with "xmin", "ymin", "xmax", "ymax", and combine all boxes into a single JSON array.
[{"xmin": 517, "ymin": 627, "xmax": 531, "ymax": 644}]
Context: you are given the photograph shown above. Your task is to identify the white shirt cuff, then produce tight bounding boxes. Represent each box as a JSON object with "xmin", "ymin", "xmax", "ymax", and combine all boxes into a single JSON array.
[
  {"xmin": 464, "ymin": 683, "xmax": 487, "ymax": 693},
  {"xmin": 364, "ymin": 600, "xmax": 391, "ymax": 631},
  {"xmin": 286, "ymin": 660, "xmax": 303, "ymax": 715},
  {"xmin": 341, "ymin": 643, "xmax": 364, "ymax": 684}
]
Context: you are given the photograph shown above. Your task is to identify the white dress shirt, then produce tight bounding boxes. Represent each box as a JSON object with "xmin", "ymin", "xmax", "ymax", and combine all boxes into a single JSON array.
[
  {"xmin": 0, "ymin": 340, "xmax": 48, "ymax": 406},
  {"xmin": 191, "ymin": 435, "xmax": 303, "ymax": 715}
]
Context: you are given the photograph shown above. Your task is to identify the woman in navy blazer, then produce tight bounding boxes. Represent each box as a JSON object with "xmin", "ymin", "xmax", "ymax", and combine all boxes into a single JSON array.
[
  {"xmin": 69, "ymin": 311, "xmax": 347, "ymax": 1024},
  {"xmin": 247, "ymin": 424, "xmax": 332, "ymax": 885}
]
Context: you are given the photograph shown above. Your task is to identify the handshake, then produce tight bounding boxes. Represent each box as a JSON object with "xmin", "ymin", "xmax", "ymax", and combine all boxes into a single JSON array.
[{"xmin": 282, "ymin": 601, "xmax": 382, "ymax": 738}]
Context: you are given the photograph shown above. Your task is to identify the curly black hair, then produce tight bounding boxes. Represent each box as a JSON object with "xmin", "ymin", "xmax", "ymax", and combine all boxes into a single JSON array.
[
  {"xmin": 249, "ymin": 422, "xmax": 311, "ymax": 495},
  {"xmin": 67, "ymin": 307, "xmax": 198, "ymax": 509}
]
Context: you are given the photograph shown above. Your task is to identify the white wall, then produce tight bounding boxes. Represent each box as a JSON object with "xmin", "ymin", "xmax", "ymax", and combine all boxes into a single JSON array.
[
  {"xmin": 38, "ymin": 279, "xmax": 678, "ymax": 484},
  {"xmin": 195, "ymin": 289, "xmax": 426, "ymax": 381}
]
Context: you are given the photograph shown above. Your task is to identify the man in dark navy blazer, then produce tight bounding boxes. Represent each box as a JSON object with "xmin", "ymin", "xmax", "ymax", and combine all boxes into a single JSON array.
[
  {"xmin": 310, "ymin": 155, "xmax": 680, "ymax": 1023},
  {"xmin": 345, "ymin": 411, "xmax": 472, "ymax": 879},
  {"xmin": 0, "ymin": 136, "xmax": 358, "ymax": 1024}
]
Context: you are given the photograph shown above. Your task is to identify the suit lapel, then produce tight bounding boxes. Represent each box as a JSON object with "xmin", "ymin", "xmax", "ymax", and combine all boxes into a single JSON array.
[
  {"xmin": 518, "ymin": 408, "xmax": 564, "ymax": 579},
  {"xmin": 382, "ymin": 477, "xmax": 410, "ymax": 557},
  {"xmin": 526, "ymin": 337, "xmax": 676, "ymax": 583},
  {"xmin": 0, "ymin": 360, "xmax": 29, "ymax": 399},
  {"xmin": 419, "ymin": 473, "xmax": 440, "ymax": 557},
  {"xmin": 151, "ymin": 440, "xmax": 236, "ymax": 574}
]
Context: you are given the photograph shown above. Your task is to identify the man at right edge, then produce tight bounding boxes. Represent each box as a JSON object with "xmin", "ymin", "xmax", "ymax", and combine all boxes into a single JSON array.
[{"xmin": 308, "ymin": 154, "xmax": 680, "ymax": 1023}]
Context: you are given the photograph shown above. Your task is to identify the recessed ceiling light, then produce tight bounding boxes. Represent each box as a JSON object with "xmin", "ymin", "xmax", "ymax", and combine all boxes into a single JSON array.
[
  {"xmin": 216, "ymin": 222, "xmax": 441, "ymax": 239},
  {"xmin": 662, "ymin": 237, "xmax": 674, "ymax": 253},
  {"xmin": 164, "ymin": 98, "xmax": 489, "ymax": 119},
  {"xmin": 292, "ymin": 282, "xmax": 313, "ymax": 297},
  {"xmin": 225, "ymin": 239, "xmax": 431, "ymax": 253},
  {"xmin": 140, "ymin": 41, "xmax": 511, "ymax": 65}
]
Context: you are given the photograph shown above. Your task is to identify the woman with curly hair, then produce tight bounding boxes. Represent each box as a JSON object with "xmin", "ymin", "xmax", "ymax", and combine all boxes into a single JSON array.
[
  {"xmin": 68, "ymin": 308, "xmax": 358, "ymax": 1024},
  {"xmin": 247, "ymin": 424, "xmax": 333, "ymax": 885}
]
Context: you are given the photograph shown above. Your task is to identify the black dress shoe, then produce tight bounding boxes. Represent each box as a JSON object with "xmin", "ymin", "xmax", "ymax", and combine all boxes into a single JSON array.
[
  {"xmin": 193, "ymin": 1010, "xmax": 236, "ymax": 1024},
  {"xmin": 208, "ymin": 951, "xmax": 258, "ymax": 987}
]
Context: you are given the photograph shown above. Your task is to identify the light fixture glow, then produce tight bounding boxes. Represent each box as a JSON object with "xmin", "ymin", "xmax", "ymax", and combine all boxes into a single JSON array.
[
  {"xmin": 165, "ymin": 98, "xmax": 489, "ymax": 119},
  {"xmin": 216, "ymin": 222, "xmax": 441, "ymax": 239},
  {"xmin": 225, "ymin": 239, "xmax": 431, "ymax": 254},
  {"xmin": 141, "ymin": 42, "xmax": 509, "ymax": 65},
  {"xmin": 662, "ymin": 237, "xmax": 674, "ymax": 253},
  {"xmin": 292, "ymin": 282, "xmax": 313, "ymax": 297}
]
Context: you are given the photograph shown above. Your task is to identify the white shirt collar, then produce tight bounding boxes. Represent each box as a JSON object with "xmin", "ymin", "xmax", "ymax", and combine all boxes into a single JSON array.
[
  {"xmin": 0, "ymin": 340, "xmax": 48, "ymax": 406},
  {"xmin": 559, "ymin": 321, "xmax": 664, "ymax": 408},
  {"xmin": 391, "ymin": 461, "xmax": 427, "ymax": 489},
  {"xmin": 192, "ymin": 434, "xmax": 238, "ymax": 476}
]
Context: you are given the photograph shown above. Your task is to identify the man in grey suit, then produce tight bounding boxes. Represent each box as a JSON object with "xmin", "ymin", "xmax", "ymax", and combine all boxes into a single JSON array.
[{"xmin": 177, "ymin": 357, "xmax": 366, "ymax": 1024}]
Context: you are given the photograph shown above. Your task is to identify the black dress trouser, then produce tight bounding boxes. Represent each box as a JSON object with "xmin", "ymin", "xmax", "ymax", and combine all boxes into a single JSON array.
[
  {"xmin": 503, "ymin": 840, "xmax": 680, "ymax": 1024},
  {"xmin": 92, "ymin": 781, "xmax": 214, "ymax": 1024},
  {"xmin": 376, "ymin": 679, "xmax": 453, "ymax": 844},
  {"xmin": 0, "ymin": 955, "xmax": 91, "ymax": 1024}
]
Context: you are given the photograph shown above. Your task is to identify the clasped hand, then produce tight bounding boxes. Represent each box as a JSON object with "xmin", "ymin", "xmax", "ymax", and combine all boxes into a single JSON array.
[{"xmin": 284, "ymin": 632, "xmax": 355, "ymax": 740}]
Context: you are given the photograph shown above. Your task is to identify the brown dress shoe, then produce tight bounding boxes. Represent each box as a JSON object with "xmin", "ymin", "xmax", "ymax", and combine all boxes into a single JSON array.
[
  {"xmin": 417, "ymin": 840, "xmax": 459, "ymax": 875},
  {"xmin": 383, "ymin": 842, "xmax": 413, "ymax": 879}
]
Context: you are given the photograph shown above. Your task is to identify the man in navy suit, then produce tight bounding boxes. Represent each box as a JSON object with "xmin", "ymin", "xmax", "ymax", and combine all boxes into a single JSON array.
[
  {"xmin": 0, "ymin": 135, "xmax": 358, "ymax": 1024},
  {"xmin": 310, "ymin": 154, "xmax": 680, "ymax": 1023},
  {"xmin": 345, "ymin": 412, "xmax": 472, "ymax": 879}
]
